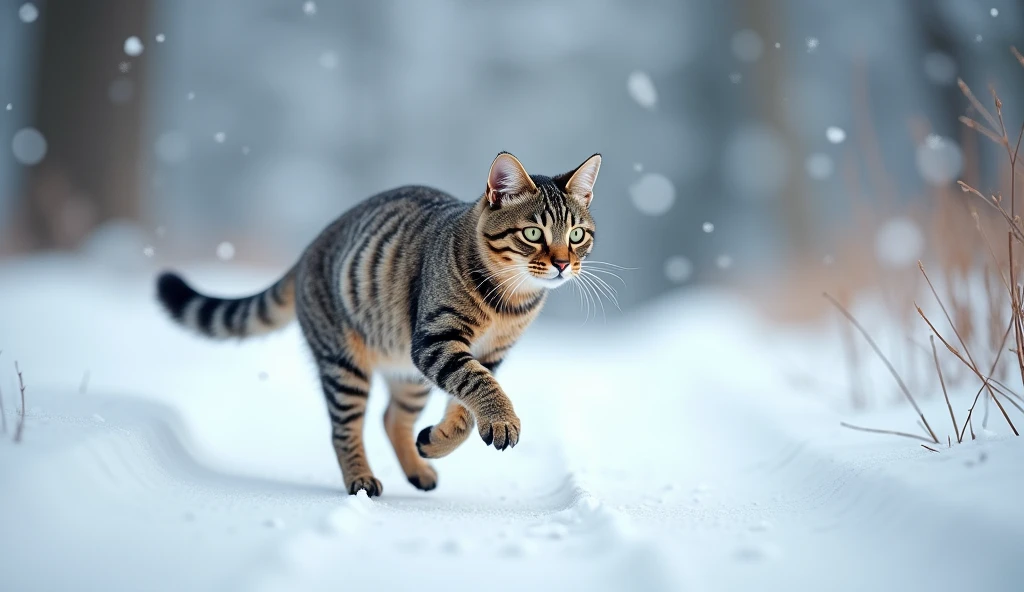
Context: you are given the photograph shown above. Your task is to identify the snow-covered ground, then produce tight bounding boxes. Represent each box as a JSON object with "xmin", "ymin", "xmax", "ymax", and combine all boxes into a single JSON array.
[{"xmin": 1, "ymin": 256, "xmax": 1022, "ymax": 592}]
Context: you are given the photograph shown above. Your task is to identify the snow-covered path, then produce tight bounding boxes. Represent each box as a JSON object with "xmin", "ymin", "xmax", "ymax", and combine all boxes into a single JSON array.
[{"xmin": 1, "ymin": 259, "xmax": 1022, "ymax": 591}]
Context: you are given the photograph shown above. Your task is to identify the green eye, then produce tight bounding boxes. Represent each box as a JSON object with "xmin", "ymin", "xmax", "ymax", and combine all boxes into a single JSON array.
[
  {"xmin": 569, "ymin": 228, "xmax": 586, "ymax": 243},
  {"xmin": 523, "ymin": 227, "xmax": 543, "ymax": 242}
]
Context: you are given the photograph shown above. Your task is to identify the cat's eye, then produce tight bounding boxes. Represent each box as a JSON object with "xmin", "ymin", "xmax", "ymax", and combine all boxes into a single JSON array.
[
  {"xmin": 569, "ymin": 228, "xmax": 586, "ymax": 243},
  {"xmin": 523, "ymin": 227, "xmax": 543, "ymax": 242}
]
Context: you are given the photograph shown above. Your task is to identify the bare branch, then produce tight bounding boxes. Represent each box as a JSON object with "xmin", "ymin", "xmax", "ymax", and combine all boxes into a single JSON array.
[{"xmin": 14, "ymin": 361, "xmax": 26, "ymax": 444}]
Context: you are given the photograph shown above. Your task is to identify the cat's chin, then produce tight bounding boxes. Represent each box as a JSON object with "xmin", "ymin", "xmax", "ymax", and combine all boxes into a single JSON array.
[{"xmin": 529, "ymin": 275, "xmax": 571, "ymax": 290}]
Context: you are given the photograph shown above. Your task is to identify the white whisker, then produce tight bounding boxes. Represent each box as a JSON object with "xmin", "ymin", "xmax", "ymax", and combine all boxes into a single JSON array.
[{"xmin": 581, "ymin": 270, "xmax": 621, "ymax": 310}]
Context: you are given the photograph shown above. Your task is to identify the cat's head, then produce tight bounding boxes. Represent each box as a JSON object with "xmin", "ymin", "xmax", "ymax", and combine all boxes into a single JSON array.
[{"xmin": 476, "ymin": 152, "xmax": 601, "ymax": 291}]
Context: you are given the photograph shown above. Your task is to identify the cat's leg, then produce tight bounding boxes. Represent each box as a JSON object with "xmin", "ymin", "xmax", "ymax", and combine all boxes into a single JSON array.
[
  {"xmin": 383, "ymin": 378, "xmax": 438, "ymax": 491},
  {"xmin": 318, "ymin": 339, "xmax": 381, "ymax": 496},
  {"xmin": 412, "ymin": 332, "xmax": 519, "ymax": 451},
  {"xmin": 416, "ymin": 398, "xmax": 475, "ymax": 459}
]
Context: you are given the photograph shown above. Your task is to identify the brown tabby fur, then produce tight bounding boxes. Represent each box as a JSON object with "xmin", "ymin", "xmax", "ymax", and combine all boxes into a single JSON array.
[{"xmin": 157, "ymin": 152, "xmax": 601, "ymax": 495}]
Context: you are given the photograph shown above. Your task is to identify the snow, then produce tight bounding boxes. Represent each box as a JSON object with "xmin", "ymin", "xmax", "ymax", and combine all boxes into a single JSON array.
[
  {"xmin": 214, "ymin": 132, "xmax": 227, "ymax": 143},
  {"xmin": 5, "ymin": 103, "xmax": 12, "ymax": 111},
  {"xmin": 629, "ymin": 172, "xmax": 675, "ymax": 215},
  {"xmin": 805, "ymin": 152, "xmax": 834, "ymax": 179},
  {"xmin": 318, "ymin": 51, "xmax": 339, "ymax": 70},
  {"xmin": 18, "ymin": 3, "xmax": 38, "ymax": 24},
  {"xmin": 303, "ymin": 1, "xmax": 317, "ymax": 16},
  {"xmin": 728, "ymin": 72, "xmax": 742, "ymax": 84},
  {"xmin": 916, "ymin": 134, "xmax": 963, "ymax": 186},
  {"xmin": 730, "ymin": 30, "xmax": 764, "ymax": 63},
  {"xmin": 156, "ymin": 33, "xmax": 166, "ymax": 43},
  {"xmin": 124, "ymin": 36, "xmax": 145, "ymax": 57},
  {"xmin": 825, "ymin": 126, "xmax": 846, "ymax": 144},
  {"xmin": 805, "ymin": 37, "xmax": 819, "ymax": 52},
  {"xmin": 216, "ymin": 241, "xmax": 236, "ymax": 260},
  {"xmin": 702, "ymin": 222, "xmax": 715, "ymax": 233},
  {"xmin": 715, "ymin": 254, "xmax": 733, "ymax": 269},
  {"xmin": 1, "ymin": 257, "xmax": 1023, "ymax": 591},
  {"xmin": 725, "ymin": 125, "xmax": 788, "ymax": 199},
  {"xmin": 627, "ymin": 71, "xmax": 658, "ymax": 110},
  {"xmin": 664, "ymin": 256, "xmax": 693, "ymax": 283},
  {"xmin": 155, "ymin": 131, "xmax": 190, "ymax": 165},
  {"xmin": 874, "ymin": 217, "xmax": 924, "ymax": 268},
  {"xmin": 11, "ymin": 127, "xmax": 47, "ymax": 165},
  {"xmin": 924, "ymin": 52, "xmax": 957, "ymax": 85},
  {"xmin": 991, "ymin": 8, "xmax": 999, "ymax": 17}
]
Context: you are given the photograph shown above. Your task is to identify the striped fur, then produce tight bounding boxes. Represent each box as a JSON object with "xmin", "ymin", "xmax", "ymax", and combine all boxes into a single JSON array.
[{"xmin": 157, "ymin": 152, "xmax": 601, "ymax": 496}]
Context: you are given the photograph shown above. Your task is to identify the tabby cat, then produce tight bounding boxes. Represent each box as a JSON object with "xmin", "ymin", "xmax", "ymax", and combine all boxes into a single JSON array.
[{"xmin": 157, "ymin": 152, "xmax": 601, "ymax": 496}]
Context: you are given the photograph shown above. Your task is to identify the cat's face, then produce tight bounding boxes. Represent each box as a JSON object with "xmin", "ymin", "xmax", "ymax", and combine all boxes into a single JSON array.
[{"xmin": 477, "ymin": 153, "xmax": 601, "ymax": 292}]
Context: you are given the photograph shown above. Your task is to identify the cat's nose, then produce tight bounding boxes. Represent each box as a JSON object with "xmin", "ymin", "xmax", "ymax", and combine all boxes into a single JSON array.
[{"xmin": 552, "ymin": 259, "xmax": 570, "ymax": 272}]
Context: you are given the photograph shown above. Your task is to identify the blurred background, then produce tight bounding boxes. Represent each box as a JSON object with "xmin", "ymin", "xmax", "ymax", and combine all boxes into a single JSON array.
[{"xmin": 2, "ymin": 0, "xmax": 1023, "ymax": 320}]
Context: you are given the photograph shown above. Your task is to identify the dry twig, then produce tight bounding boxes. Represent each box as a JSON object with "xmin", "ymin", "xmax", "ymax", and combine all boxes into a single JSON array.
[
  {"xmin": 14, "ymin": 361, "xmax": 26, "ymax": 444},
  {"xmin": 825, "ymin": 292, "xmax": 939, "ymax": 443}
]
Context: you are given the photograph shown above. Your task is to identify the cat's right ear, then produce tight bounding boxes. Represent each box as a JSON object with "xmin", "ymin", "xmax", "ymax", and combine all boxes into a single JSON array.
[{"xmin": 486, "ymin": 152, "xmax": 537, "ymax": 208}]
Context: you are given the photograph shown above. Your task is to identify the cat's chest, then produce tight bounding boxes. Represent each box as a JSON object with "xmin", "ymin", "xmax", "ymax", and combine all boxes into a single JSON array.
[{"xmin": 470, "ymin": 321, "xmax": 520, "ymax": 358}]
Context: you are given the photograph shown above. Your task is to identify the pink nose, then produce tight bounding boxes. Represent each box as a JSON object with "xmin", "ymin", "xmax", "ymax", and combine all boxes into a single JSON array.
[{"xmin": 552, "ymin": 259, "xmax": 570, "ymax": 272}]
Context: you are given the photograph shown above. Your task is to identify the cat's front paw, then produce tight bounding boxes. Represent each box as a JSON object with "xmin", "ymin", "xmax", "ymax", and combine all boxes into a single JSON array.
[{"xmin": 478, "ymin": 411, "xmax": 520, "ymax": 451}]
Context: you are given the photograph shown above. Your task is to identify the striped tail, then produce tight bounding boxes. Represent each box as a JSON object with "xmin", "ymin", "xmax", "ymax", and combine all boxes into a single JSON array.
[{"xmin": 156, "ymin": 268, "xmax": 297, "ymax": 339}]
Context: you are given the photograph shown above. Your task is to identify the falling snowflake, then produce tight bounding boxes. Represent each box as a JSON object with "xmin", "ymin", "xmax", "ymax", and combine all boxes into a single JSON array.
[
  {"xmin": 916, "ymin": 134, "xmax": 963, "ymax": 186},
  {"xmin": 216, "ymin": 241, "xmax": 235, "ymax": 261},
  {"xmin": 319, "ymin": 51, "xmax": 339, "ymax": 69},
  {"xmin": 5, "ymin": 104, "xmax": 11, "ymax": 111},
  {"xmin": 633, "ymin": 163, "xmax": 643, "ymax": 172},
  {"xmin": 123, "ymin": 36, "xmax": 144, "ymax": 57},
  {"xmin": 923, "ymin": 52, "xmax": 956, "ymax": 86},
  {"xmin": 303, "ymin": 1, "xmax": 317, "ymax": 15},
  {"xmin": 823, "ymin": 254, "xmax": 835, "ymax": 266},
  {"xmin": 242, "ymin": 145, "xmax": 250, "ymax": 155},
  {"xmin": 187, "ymin": 91, "xmax": 195, "ymax": 100},
  {"xmin": 805, "ymin": 153, "xmax": 834, "ymax": 180},
  {"xmin": 629, "ymin": 173, "xmax": 675, "ymax": 215},
  {"xmin": 214, "ymin": 132, "xmax": 226, "ymax": 143},
  {"xmin": 627, "ymin": 71, "xmax": 658, "ymax": 110},
  {"xmin": 155, "ymin": 33, "xmax": 166, "ymax": 43},
  {"xmin": 806, "ymin": 37, "xmax": 819, "ymax": 52},
  {"xmin": 730, "ymin": 29, "xmax": 764, "ymax": 63},
  {"xmin": 729, "ymin": 72, "xmax": 742, "ymax": 84},
  {"xmin": 11, "ymin": 127, "xmax": 47, "ymax": 165},
  {"xmin": 702, "ymin": 222, "xmax": 715, "ymax": 233},
  {"xmin": 156, "ymin": 226, "xmax": 166, "ymax": 237},
  {"xmin": 774, "ymin": 42, "xmax": 781, "ymax": 49},
  {"xmin": 143, "ymin": 246, "xmax": 155, "ymax": 257},
  {"xmin": 716, "ymin": 255, "xmax": 733, "ymax": 269},
  {"xmin": 18, "ymin": 3, "xmax": 38, "ymax": 23},
  {"xmin": 119, "ymin": 61, "xmax": 131, "ymax": 73},
  {"xmin": 875, "ymin": 217, "xmax": 923, "ymax": 269},
  {"xmin": 975, "ymin": 34, "xmax": 983, "ymax": 43},
  {"xmin": 825, "ymin": 126, "xmax": 846, "ymax": 144},
  {"xmin": 664, "ymin": 256, "xmax": 694, "ymax": 283},
  {"xmin": 990, "ymin": 8, "xmax": 999, "ymax": 17}
]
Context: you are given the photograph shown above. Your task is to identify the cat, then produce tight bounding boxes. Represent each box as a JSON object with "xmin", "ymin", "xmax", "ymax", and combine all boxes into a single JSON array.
[{"xmin": 156, "ymin": 152, "xmax": 601, "ymax": 496}]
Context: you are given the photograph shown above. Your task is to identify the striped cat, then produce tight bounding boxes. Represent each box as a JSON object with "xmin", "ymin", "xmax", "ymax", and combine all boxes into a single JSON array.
[{"xmin": 157, "ymin": 152, "xmax": 601, "ymax": 496}]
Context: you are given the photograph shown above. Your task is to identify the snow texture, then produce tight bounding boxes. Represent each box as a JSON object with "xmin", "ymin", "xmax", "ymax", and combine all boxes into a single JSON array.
[{"xmin": 1, "ymin": 258, "xmax": 1023, "ymax": 592}]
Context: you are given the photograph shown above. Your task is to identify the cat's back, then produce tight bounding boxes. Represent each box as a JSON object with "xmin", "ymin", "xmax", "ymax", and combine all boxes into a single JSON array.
[{"xmin": 296, "ymin": 184, "xmax": 469, "ymax": 350}]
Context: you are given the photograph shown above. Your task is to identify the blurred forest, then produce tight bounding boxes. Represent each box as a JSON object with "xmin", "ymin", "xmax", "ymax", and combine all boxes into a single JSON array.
[{"xmin": 2, "ymin": 0, "xmax": 1023, "ymax": 319}]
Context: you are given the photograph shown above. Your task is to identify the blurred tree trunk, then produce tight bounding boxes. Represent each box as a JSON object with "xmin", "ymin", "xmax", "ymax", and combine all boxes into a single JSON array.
[{"xmin": 19, "ymin": 0, "xmax": 150, "ymax": 251}]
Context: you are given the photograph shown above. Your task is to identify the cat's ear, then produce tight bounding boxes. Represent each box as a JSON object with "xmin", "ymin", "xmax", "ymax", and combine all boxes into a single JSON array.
[
  {"xmin": 558, "ymin": 154, "xmax": 602, "ymax": 207},
  {"xmin": 486, "ymin": 152, "xmax": 537, "ymax": 208}
]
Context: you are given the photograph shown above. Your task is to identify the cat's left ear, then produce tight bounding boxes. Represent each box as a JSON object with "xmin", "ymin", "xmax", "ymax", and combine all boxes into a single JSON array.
[{"xmin": 557, "ymin": 154, "xmax": 602, "ymax": 207}]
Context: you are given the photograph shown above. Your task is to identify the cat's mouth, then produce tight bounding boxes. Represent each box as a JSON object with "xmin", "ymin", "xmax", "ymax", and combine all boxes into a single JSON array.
[{"xmin": 531, "ymin": 275, "xmax": 571, "ymax": 289}]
